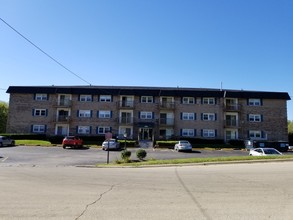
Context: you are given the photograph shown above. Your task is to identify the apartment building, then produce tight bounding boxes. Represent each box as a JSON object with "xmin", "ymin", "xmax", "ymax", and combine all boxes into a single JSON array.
[{"xmin": 6, "ymin": 86, "xmax": 291, "ymax": 143}]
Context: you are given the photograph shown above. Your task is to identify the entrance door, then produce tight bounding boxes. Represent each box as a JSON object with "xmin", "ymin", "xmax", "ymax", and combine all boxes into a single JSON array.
[{"xmin": 139, "ymin": 128, "xmax": 153, "ymax": 140}]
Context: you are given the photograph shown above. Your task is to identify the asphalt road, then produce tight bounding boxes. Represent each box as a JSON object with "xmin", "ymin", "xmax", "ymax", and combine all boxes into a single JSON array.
[
  {"xmin": 1, "ymin": 162, "xmax": 293, "ymax": 220},
  {"xmin": 0, "ymin": 145, "xmax": 250, "ymax": 167}
]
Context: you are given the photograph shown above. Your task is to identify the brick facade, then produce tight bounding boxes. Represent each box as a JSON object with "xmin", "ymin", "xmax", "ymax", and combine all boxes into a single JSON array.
[{"xmin": 6, "ymin": 86, "xmax": 290, "ymax": 142}]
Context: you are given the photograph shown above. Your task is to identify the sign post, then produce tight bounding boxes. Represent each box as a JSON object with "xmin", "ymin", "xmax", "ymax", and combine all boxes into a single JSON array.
[{"xmin": 105, "ymin": 132, "xmax": 112, "ymax": 164}]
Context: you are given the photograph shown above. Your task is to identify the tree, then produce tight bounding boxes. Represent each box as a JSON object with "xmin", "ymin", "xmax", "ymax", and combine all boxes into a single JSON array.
[
  {"xmin": 288, "ymin": 120, "xmax": 293, "ymax": 134},
  {"xmin": 0, "ymin": 101, "xmax": 8, "ymax": 133}
]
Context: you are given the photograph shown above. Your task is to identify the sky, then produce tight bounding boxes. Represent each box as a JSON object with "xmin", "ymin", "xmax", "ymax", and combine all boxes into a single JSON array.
[{"xmin": 1, "ymin": 0, "xmax": 292, "ymax": 118}]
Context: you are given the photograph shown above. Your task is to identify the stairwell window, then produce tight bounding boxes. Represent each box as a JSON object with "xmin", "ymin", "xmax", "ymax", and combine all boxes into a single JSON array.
[
  {"xmin": 140, "ymin": 112, "xmax": 153, "ymax": 119},
  {"xmin": 249, "ymin": 114, "xmax": 262, "ymax": 122}
]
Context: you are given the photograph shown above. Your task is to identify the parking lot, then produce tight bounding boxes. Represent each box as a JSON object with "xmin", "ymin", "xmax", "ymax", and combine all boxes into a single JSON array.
[{"xmin": 0, "ymin": 145, "xmax": 251, "ymax": 167}]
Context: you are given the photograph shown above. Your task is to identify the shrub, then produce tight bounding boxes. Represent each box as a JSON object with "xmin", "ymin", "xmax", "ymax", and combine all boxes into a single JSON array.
[
  {"xmin": 121, "ymin": 150, "xmax": 131, "ymax": 162},
  {"xmin": 136, "ymin": 149, "xmax": 147, "ymax": 160}
]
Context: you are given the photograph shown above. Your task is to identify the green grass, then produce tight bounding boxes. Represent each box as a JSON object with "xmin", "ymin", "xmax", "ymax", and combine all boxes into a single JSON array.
[
  {"xmin": 97, "ymin": 155, "xmax": 293, "ymax": 167},
  {"xmin": 16, "ymin": 140, "xmax": 54, "ymax": 146}
]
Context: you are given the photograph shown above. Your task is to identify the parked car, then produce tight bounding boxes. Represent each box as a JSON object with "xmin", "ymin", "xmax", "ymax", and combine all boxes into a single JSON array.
[
  {"xmin": 62, "ymin": 136, "xmax": 83, "ymax": 149},
  {"xmin": 102, "ymin": 139, "xmax": 121, "ymax": 151},
  {"xmin": 174, "ymin": 140, "xmax": 192, "ymax": 152},
  {"xmin": 0, "ymin": 136, "xmax": 15, "ymax": 147},
  {"xmin": 249, "ymin": 148, "xmax": 282, "ymax": 156}
]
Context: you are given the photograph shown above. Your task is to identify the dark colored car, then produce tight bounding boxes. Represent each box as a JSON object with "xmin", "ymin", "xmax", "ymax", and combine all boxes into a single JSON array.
[
  {"xmin": 0, "ymin": 136, "xmax": 15, "ymax": 147},
  {"xmin": 62, "ymin": 136, "xmax": 83, "ymax": 149}
]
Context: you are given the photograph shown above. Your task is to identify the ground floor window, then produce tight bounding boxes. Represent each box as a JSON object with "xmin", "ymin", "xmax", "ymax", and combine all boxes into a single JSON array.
[
  {"xmin": 97, "ymin": 126, "xmax": 111, "ymax": 134},
  {"xmin": 32, "ymin": 125, "xmax": 46, "ymax": 133},
  {"xmin": 202, "ymin": 129, "xmax": 215, "ymax": 137},
  {"xmin": 181, "ymin": 129, "xmax": 195, "ymax": 137},
  {"xmin": 78, "ymin": 126, "xmax": 91, "ymax": 134}
]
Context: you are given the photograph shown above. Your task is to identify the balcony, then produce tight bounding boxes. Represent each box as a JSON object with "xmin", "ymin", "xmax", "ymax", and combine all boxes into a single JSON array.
[
  {"xmin": 118, "ymin": 101, "xmax": 134, "ymax": 109},
  {"xmin": 159, "ymin": 101, "xmax": 175, "ymax": 109},
  {"xmin": 54, "ymin": 115, "xmax": 71, "ymax": 123},
  {"xmin": 224, "ymin": 119, "xmax": 239, "ymax": 128},
  {"xmin": 224, "ymin": 104, "xmax": 241, "ymax": 112},
  {"xmin": 56, "ymin": 99, "xmax": 72, "ymax": 107},
  {"xmin": 119, "ymin": 116, "xmax": 134, "ymax": 125},
  {"xmin": 159, "ymin": 118, "xmax": 175, "ymax": 126}
]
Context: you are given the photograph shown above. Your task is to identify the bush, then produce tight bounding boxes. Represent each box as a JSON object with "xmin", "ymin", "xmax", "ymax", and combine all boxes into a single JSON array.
[
  {"xmin": 136, "ymin": 149, "xmax": 147, "ymax": 160},
  {"xmin": 121, "ymin": 150, "xmax": 131, "ymax": 162}
]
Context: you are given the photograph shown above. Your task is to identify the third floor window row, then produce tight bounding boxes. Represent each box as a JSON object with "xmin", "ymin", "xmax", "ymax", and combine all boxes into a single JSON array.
[{"xmin": 34, "ymin": 93, "xmax": 263, "ymax": 107}]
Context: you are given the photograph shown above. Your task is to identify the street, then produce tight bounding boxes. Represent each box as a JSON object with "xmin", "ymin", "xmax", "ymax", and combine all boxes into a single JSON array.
[{"xmin": 1, "ymin": 162, "xmax": 293, "ymax": 220}]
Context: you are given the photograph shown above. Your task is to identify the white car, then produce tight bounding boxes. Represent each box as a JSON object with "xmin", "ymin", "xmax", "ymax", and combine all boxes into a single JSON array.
[
  {"xmin": 174, "ymin": 140, "xmax": 192, "ymax": 152},
  {"xmin": 0, "ymin": 136, "xmax": 15, "ymax": 147},
  {"xmin": 249, "ymin": 148, "xmax": 282, "ymax": 156},
  {"xmin": 102, "ymin": 139, "xmax": 121, "ymax": 150}
]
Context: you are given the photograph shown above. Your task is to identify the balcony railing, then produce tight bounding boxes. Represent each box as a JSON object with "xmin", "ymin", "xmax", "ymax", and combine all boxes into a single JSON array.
[
  {"xmin": 55, "ymin": 115, "xmax": 71, "ymax": 122},
  {"xmin": 118, "ymin": 101, "xmax": 134, "ymax": 108},
  {"xmin": 57, "ymin": 99, "xmax": 72, "ymax": 107},
  {"xmin": 224, "ymin": 104, "xmax": 241, "ymax": 111},
  {"xmin": 159, "ymin": 101, "xmax": 175, "ymax": 109},
  {"xmin": 159, "ymin": 118, "xmax": 175, "ymax": 126},
  {"xmin": 119, "ymin": 116, "xmax": 134, "ymax": 124},
  {"xmin": 224, "ymin": 119, "xmax": 239, "ymax": 127}
]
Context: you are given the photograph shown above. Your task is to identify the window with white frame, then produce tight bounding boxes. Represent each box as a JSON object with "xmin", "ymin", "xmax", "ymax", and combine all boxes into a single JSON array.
[
  {"xmin": 203, "ymin": 97, "xmax": 215, "ymax": 105},
  {"xmin": 98, "ymin": 110, "xmax": 111, "ymax": 118},
  {"xmin": 97, "ymin": 126, "xmax": 111, "ymax": 134},
  {"xmin": 78, "ymin": 126, "xmax": 90, "ymax": 134},
  {"xmin": 249, "ymin": 130, "xmax": 262, "ymax": 138},
  {"xmin": 203, "ymin": 129, "xmax": 215, "ymax": 137},
  {"xmin": 182, "ymin": 129, "xmax": 195, "ymax": 137},
  {"xmin": 34, "ymin": 109, "xmax": 47, "ymax": 116},
  {"xmin": 248, "ymin": 98, "xmax": 261, "ymax": 106},
  {"xmin": 35, "ymin": 93, "xmax": 47, "ymax": 101},
  {"xmin": 141, "ymin": 96, "xmax": 153, "ymax": 103},
  {"xmin": 203, "ymin": 113, "xmax": 215, "ymax": 121},
  {"xmin": 182, "ymin": 112, "xmax": 195, "ymax": 120},
  {"xmin": 78, "ymin": 110, "xmax": 91, "ymax": 118},
  {"xmin": 99, "ymin": 95, "xmax": 112, "ymax": 102},
  {"xmin": 249, "ymin": 114, "xmax": 261, "ymax": 122},
  {"xmin": 182, "ymin": 97, "xmax": 195, "ymax": 104},
  {"xmin": 140, "ymin": 112, "xmax": 153, "ymax": 119},
  {"xmin": 32, "ymin": 125, "xmax": 45, "ymax": 133},
  {"xmin": 80, "ymin": 95, "xmax": 92, "ymax": 102}
]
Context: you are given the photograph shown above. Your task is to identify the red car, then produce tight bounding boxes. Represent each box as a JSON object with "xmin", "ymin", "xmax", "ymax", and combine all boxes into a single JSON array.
[{"xmin": 62, "ymin": 136, "xmax": 83, "ymax": 149}]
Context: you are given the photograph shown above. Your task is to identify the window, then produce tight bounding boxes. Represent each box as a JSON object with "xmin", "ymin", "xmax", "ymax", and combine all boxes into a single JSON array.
[
  {"xmin": 249, "ymin": 130, "xmax": 262, "ymax": 138},
  {"xmin": 203, "ymin": 98, "xmax": 215, "ymax": 105},
  {"xmin": 203, "ymin": 129, "xmax": 215, "ymax": 137},
  {"xmin": 248, "ymin": 99, "xmax": 261, "ymax": 106},
  {"xmin": 182, "ymin": 97, "xmax": 195, "ymax": 104},
  {"xmin": 34, "ymin": 109, "xmax": 47, "ymax": 116},
  {"xmin": 98, "ymin": 110, "xmax": 111, "ymax": 118},
  {"xmin": 32, "ymin": 125, "xmax": 46, "ymax": 133},
  {"xmin": 80, "ymin": 95, "xmax": 92, "ymax": 102},
  {"xmin": 35, "ymin": 94, "xmax": 47, "ymax": 101},
  {"xmin": 78, "ymin": 126, "xmax": 91, "ymax": 134},
  {"xmin": 97, "ymin": 126, "xmax": 111, "ymax": 134},
  {"xmin": 202, "ymin": 113, "xmax": 215, "ymax": 121},
  {"xmin": 140, "ymin": 112, "xmax": 153, "ymax": 119},
  {"xmin": 100, "ymin": 95, "xmax": 112, "ymax": 102},
  {"xmin": 182, "ymin": 112, "xmax": 195, "ymax": 120},
  {"xmin": 141, "ymin": 96, "xmax": 153, "ymax": 103},
  {"xmin": 78, "ymin": 110, "xmax": 91, "ymax": 118},
  {"xmin": 182, "ymin": 129, "xmax": 195, "ymax": 137},
  {"xmin": 249, "ymin": 114, "xmax": 261, "ymax": 122}
]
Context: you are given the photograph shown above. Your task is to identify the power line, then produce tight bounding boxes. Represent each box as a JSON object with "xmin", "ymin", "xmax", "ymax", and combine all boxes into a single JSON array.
[{"xmin": 0, "ymin": 17, "xmax": 92, "ymax": 85}]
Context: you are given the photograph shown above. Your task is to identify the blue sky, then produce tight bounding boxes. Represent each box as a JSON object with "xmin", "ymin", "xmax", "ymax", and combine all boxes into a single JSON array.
[{"xmin": 1, "ymin": 0, "xmax": 292, "ymax": 118}]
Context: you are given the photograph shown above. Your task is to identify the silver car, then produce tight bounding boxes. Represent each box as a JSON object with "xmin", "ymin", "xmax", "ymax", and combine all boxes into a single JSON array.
[
  {"xmin": 249, "ymin": 148, "xmax": 282, "ymax": 156},
  {"xmin": 102, "ymin": 139, "xmax": 121, "ymax": 150},
  {"xmin": 0, "ymin": 136, "xmax": 15, "ymax": 147},
  {"xmin": 174, "ymin": 140, "xmax": 192, "ymax": 152}
]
